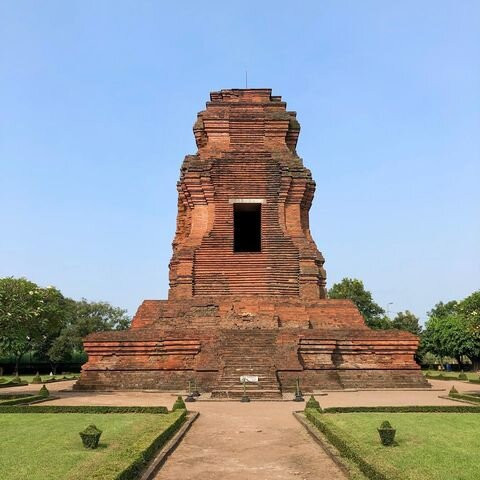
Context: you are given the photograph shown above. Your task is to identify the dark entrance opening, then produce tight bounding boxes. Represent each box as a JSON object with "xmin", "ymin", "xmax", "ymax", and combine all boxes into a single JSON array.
[{"xmin": 233, "ymin": 203, "xmax": 261, "ymax": 252}]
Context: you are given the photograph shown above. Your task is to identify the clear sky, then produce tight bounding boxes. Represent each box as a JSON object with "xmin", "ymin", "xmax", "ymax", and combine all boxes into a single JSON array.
[{"xmin": 1, "ymin": 1, "xmax": 479, "ymax": 323}]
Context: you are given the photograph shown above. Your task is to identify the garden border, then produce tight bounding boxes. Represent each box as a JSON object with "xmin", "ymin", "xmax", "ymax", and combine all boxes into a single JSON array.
[
  {"xmin": 293, "ymin": 412, "xmax": 354, "ymax": 478},
  {"xmin": 0, "ymin": 405, "xmax": 189, "ymax": 480},
  {"xmin": 323, "ymin": 405, "xmax": 480, "ymax": 413},
  {"xmin": 114, "ymin": 409, "xmax": 187, "ymax": 480},
  {"xmin": 0, "ymin": 405, "xmax": 169, "ymax": 414},
  {"xmin": 304, "ymin": 408, "xmax": 398, "ymax": 480},
  {"xmin": 139, "ymin": 412, "xmax": 199, "ymax": 480}
]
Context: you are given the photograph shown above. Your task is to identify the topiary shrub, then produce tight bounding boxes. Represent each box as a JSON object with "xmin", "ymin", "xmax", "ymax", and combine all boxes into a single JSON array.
[
  {"xmin": 378, "ymin": 420, "xmax": 396, "ymax": 446},
  {"xmin": 172, "ymin": 396, "xmax": 186, "ymax": 411},
  {"xmin": 449, "ymin": 386, "xmax": 458, "ymax": 395},
  {"xmin": 31, "ymin": 372, "xmax": 42, "ymax": 384},
  {"xmin": 458, "ymin": 371, "xmax": 468, "ymax": 380},
  {"xmin": 305, "ymin": 395, "xmax": 322, "ymax": 412},
  {"xmin": 38, "ymin": 385, "xmax": 49, "ymax": 397},
  {"xmin": 79, "ymin": 424, "xmax": 102, "ymax": 449},
  {"xmin": 12, "ymin": 376, "xmax": 22, "ymax": 384}
]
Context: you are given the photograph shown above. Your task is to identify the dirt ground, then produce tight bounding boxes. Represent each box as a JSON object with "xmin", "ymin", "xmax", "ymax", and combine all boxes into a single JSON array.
[{"xmin": 3, "ymin": 379, "xmax": 478, "ymax": 479}]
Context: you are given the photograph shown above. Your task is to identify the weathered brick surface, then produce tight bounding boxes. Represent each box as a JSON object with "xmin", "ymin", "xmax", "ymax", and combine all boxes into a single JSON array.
[{"xmin": 76, "ymin": 89, "xmax": 428, "ymax": 394}]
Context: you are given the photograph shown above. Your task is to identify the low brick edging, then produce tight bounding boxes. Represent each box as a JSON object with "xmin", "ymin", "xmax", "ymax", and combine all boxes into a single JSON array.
[
  {"xmin": 139, "ymin": 411, "xmax": 200, "ymax": 480},
  {"xmin": 293, "ymin": 412, "xmax": 351, "ymax": 476}
]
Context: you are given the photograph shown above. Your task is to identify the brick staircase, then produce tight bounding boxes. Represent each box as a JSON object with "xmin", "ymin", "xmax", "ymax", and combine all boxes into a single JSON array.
[{"xmin": 211, "ymin": 330, "xmax": 282, "ymax": 399}]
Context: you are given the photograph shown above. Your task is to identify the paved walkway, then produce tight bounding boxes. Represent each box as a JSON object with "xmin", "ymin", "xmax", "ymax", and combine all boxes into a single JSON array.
[
  {"xmin": 3, "ymin": 378, "xmax": 479, "ymax": 479},
  {"xmin": 156, "ymin": 402, "xmax": 346, "ymax": 480}
]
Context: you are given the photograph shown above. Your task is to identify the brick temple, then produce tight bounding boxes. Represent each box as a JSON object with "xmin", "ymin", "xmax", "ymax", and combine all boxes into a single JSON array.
[{"xmin": 76, "ymin": 89, "xmax": 428, "ymax": 396}]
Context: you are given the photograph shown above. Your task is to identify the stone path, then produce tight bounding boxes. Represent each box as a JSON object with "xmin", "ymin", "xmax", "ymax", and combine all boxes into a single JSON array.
[{"xmin": 155, "ymin": 401, "xmax": 346, "ymax": 480}]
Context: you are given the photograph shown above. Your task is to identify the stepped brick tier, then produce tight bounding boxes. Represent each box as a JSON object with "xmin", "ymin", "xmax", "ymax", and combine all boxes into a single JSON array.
[{"xmin": 76, "ymin": 89, "xmax": 428, "ymax": 396}]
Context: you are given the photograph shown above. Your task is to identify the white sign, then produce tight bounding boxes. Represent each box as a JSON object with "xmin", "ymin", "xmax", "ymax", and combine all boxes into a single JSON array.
[{"xmin": 240, "ymin": 375, "xmax": 258, "ymax": 383}]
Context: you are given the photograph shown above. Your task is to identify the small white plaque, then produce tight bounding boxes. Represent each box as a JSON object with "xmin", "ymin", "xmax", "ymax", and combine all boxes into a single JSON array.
[{"xmin": 240, "ymin": 375, "xmax": 259, "ymax": 383}]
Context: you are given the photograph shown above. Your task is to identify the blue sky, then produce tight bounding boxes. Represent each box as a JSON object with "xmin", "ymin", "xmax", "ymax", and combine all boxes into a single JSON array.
[{"xmin": 1, "ymin": 1, "xmax": 479, "ymax": 322}]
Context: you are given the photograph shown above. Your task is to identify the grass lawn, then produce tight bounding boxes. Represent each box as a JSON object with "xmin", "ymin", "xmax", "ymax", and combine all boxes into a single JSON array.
[
  {"xmin": 422, "ymin": 370, "xmax": 479, "ymax": 380},
  {"xmin": 308, "ymin": 411, "xmax": 480, "ymax": 480},
  {"xmin": 0, "ymin": 410, "xmax": 184, "ymax": 480},
  {"xmin": 0, "ymin": 374, "xmax": 79, "ymax": 383}
]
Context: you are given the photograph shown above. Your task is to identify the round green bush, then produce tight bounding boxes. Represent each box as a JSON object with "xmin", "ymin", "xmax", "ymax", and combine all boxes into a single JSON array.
[
  {"xmin": 31, "ymin": 372, "xmax": 42, "ymax": 384},
  {"xmin": 458, "ymin": 372, "xmax": 468, "ymax": 380}
]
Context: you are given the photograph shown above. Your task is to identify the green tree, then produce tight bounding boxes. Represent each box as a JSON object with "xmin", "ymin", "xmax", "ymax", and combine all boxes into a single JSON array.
[
  {"xmin": 427, "ymin": 300, "xmax": 458, "ymax": 319},
  {"xmin": 0, "ymin": 277, "xmax": 65, "ymax": 374},
  {"xmin": 392, "ymin": 310, "xmax": 422, "ymax": 335},
  {"xmin": 68, "ymin": 299, "xmax": 130, "ymax": 349},
  {"xmin": 422, "ymin": 292, "xmax": 480, "ymax": 370},
  {"xmin": 328, "ymin": 278, "xmax": 390, "ymax": 329},
  {"xmin": 422, "ymin": 314, "xmax": 473, "ymax": 368},
  {"xmin": 458, "ymin": 291, "xmax": 480, "ymax": 370},
  {"xmin": 47, "ymin": 299, "xmax": 131, "ymax": 369}
]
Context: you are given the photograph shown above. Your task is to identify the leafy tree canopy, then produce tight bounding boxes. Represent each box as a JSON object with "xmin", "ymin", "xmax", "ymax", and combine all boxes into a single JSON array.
[
  {"xmin": 0, "ymin": 277, "xmax": 131, "ymax": 372},
  {"xmin": 328, "ymin": 278, "xmax": 389, "ymax": 329},
  {"xmin": 422, "ymin": 291, "xmax": 480, "ymax": 369},
  {"xmin": 427, "ymin": 300, "xmax": 458, "ymax": 319},
  {"xmin": 392, "ymin": 310, "xmax": 422, "ymax": 335},
  {"xmin": 0, "ymin": 277, "xmax": 66, "ymax": 373}
]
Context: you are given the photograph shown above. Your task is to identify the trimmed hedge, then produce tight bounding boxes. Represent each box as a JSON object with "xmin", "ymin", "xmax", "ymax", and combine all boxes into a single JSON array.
[
  {"xmin": 0, "ymin": 394, "xmax": 48, "ymax": 406},
  {"xmin": 305, "ymin": 409, "xmax": 393, "ymax": 480},
  {"xmin": 115, "ymin": 409, "xmax": 187, "ymax": 480},
  {"xmin": 172, "ymin": 396, "xmax": 186, "ymax": 411},
  {"xmin": 39, "ymin": 385, "xmax": 49, "ymax": 397},
  {"xmin": 0, "ymin": 405, "xmax": 169, "ymax": 414},
  {"xmin": 323, "ymin": 405, "xmax": 480, "ymax": 413},
  {"xmin": 305, "ymin": 395, "xmax": 322, "ymax": 411},
  {"xmin": 0, "ymin": 379, "xmax": 28, "ymax": 388},
  {"xmin": 468, "ymin": 378, "xmax": 480, "ymax": 384},
  {"xmin": 448, "ymin": 392, "xmax": 480, "ymax": 405},
  {"xmin": 425, "ymin": 373, "xmax": 454, "ymax": 380},
  {"xmin": 0, "ymin": 394, "xmax": 31, "ymax": 400},
  {"xmin": 79, "ymin": 424, "xmax": 102, "ymax": 449}
]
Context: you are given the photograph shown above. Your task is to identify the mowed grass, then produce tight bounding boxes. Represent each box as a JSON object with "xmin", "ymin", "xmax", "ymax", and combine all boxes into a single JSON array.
[
  {"xmin": 0, "ymin": 374, "xmax": 79, "ymax": 383},
  {"xmin": 0, "ymin": 411, "xmax": 183, "ymax": 480},
  {"xmin": 316, "ymin": 412, "xmax": 480, "ymax": 480},
  {"xmin": 423, "ymin": 370, "xmax": 479, "ymax": 380}
]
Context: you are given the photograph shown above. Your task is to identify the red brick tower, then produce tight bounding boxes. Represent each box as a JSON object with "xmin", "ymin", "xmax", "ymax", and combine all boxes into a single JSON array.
[
  {"xmin": 169, "ymin": 88, "xmax": 325, "ymax": 300},
  {"xmin": 76, "ymin": 89, "xmax": 428, "ymax": 396}
]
